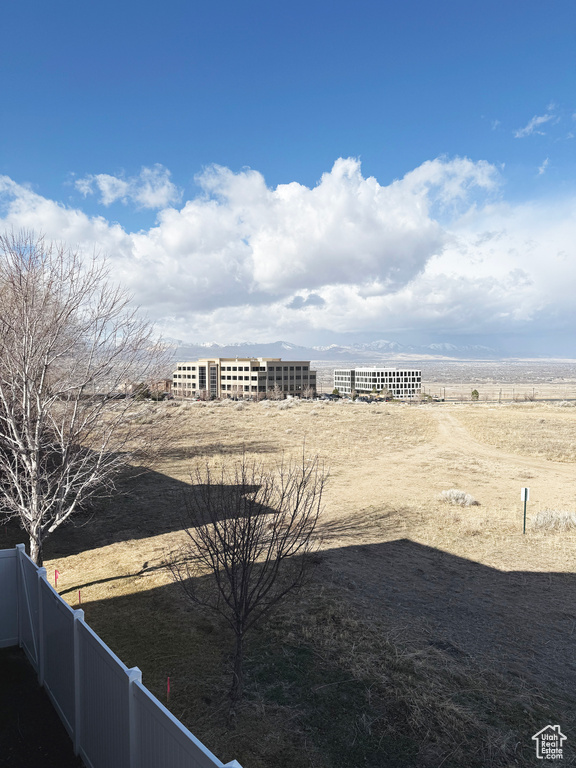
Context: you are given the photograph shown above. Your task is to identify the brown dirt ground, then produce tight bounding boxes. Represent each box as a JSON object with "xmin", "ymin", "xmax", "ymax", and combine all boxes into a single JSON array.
[
  {"xmin": 53, "ymin": 401, "xmax": 576, "ymax": 688},
  {"xmin": 11, "ymin": 398, "xmax": 576, "ymax": 765}
]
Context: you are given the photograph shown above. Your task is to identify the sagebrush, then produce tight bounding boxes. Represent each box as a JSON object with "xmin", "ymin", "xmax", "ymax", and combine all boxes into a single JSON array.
[{"xmin": 439, "ymin": 489, "xmax": 480, "ymax": 507}]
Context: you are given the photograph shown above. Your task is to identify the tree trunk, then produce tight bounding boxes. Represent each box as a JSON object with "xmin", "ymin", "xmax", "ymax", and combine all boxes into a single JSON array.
[
  {"xmin": 229, "ymin": 631, "xmax": 244, "ymax": 705},
  {"xmin": 29, "ymin": 534, "xmax": 43, "ymax": 567}
]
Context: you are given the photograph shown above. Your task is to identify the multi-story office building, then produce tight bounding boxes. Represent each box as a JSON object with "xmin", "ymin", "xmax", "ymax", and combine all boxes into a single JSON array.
[
  {"xmin": 334, "ymin": 367, "xmax": 421, "ymax": 399},
  {"xmin": 172, "ymin": 358, "xmax": 317, "ymax": 398}
]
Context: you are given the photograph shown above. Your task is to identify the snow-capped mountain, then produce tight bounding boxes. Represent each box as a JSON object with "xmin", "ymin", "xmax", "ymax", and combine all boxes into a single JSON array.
[{"xmin": 169, "ymin": 339, "xmax": 500, "ymax": 361}]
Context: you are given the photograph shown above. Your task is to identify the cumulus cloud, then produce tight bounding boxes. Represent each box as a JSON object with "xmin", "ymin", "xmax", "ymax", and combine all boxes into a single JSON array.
[
  {"xmin": 75, "ymin": 164, "xmax": 181, "ymax": 209},
  {"xmin": 1, "ymin": 157, "xmax": 576, "ymax": 346}
]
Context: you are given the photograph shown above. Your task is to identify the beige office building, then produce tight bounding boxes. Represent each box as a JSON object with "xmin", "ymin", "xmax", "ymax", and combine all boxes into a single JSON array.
[{"xmin": 172, "ymin": 358, "xmax": 317, "ymax": 398}]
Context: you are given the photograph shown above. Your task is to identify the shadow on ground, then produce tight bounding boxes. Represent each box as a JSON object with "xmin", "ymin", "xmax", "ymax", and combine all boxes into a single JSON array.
[
  {"xmin": 0, "ymin": 647, "xmax": 84, "ymax": 768},
  {"xmin": 59, "ymin": 537, "xmax": 576, "ymax": 767},
  {"xmin": 319, "ymin": 538, "xmax": 576, "ymax": 701},
  {"xmin": 39, "ymin": 467, "xmax": 278, "ymax": 559}
]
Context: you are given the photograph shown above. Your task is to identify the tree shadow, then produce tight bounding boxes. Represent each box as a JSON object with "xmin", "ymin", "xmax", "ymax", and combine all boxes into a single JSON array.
[{"xmin": 45, "ymin": 466, "xmax": 278, "ymax": 559}]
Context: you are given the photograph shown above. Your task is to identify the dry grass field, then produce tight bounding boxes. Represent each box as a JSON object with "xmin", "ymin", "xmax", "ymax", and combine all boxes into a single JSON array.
[{"xmin": 10, "ymin": 395, "xmax": 576, "ymax": 767}]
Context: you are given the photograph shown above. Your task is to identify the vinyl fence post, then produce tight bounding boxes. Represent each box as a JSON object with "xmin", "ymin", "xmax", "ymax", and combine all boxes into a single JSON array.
[
  {"xmin": 73, "ymin": 609, "xmax": 85, "ymax": 756},
  {"xmin": 37, "ymin": 567, "xmax": 47, "ymax": 686},
  {"xmin": 128, "ymin": 667, "xmax": 142, "ymax": 768},
  {"xmin": 15, "ymin": 544, "xmax": 25, "ymax": 647}
]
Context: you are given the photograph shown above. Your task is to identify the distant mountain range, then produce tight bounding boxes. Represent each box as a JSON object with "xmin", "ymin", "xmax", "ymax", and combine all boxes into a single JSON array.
[{"xmin": 167, "ymin": 338, "xmax": 500, "ymax": 362}]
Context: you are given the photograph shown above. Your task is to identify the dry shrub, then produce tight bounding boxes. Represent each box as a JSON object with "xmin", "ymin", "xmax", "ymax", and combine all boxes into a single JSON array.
[
  {"xmin": 439, "ymin": 489, "xmax": 480, "ymax": 507},
  {"xmin": 533, "ymin": 509, "xmax": 576, "ymax": 530}
]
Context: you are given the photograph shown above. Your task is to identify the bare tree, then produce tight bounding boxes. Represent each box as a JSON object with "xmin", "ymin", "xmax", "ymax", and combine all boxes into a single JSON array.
[
  {"xmin": 168, "ymin": 452, "xmax": 326, "ymax": 706},
  {"xmin": 0, "ymin": 231, "xmax": 171, "ymax": 564},
  {"xmin": 379, "ymin": 387, "xmax": 391, "ymax": 401},
  {"xmin": 269, "ymin": 382, "xmax": 284, "ymax": 400},
  {"xmin": 302, "ymin": 385, "xmax": 315, "ymax": 400}
]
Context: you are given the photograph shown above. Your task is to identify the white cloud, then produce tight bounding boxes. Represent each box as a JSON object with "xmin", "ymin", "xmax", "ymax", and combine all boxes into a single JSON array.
[
  {"xmin": 75, "ymin": 164, "xmax": 181, "ymax": 209},
  {"xmin": 537, "ymin": 158, "xmax": 549, "ymax": 176},
  {"xmin": 1, "ymin": 158, "xmax": 576, "ymax": 346},
  {"xmin": 514, "ymin": 113, "xmax": 555, "ymax": 138}
]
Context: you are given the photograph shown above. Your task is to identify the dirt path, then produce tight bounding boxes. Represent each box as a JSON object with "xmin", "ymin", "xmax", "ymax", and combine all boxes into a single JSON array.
[
  {"xmin": 431, "ymin": 407, "xmax": 576, "ymax": 481},
  {"xmin": 323, "ymin": 404, "xmax": 576, "ymax": 531}
]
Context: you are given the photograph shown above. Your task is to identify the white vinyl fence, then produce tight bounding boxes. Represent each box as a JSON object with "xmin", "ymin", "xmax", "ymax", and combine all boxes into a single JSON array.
[{"xmin": 0, "ymin": 545, "xmax": 242, "ymax": 768}]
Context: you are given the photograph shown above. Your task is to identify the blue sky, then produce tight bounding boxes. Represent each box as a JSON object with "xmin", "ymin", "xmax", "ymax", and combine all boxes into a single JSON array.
[{"xmin": 1, "ymin": 0, "xmax": 576, "ymax": 354}]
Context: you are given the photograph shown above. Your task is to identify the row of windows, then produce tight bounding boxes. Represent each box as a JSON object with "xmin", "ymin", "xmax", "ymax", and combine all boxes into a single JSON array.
[
  {"xmin": 176, "ymin": 364, "xmax": 311, "ymax": 373},
  {"xmin": 173, "ymin": 381, "xmax": 312, "ymax": 391},
  {"xmin": 336, "ymin": 370, "xmax": 421, "ymax": 377},
  {"xmin": 355, "ymin": 385, "xmax": 420, "ymax": 389},
  {"xmin": 356, "ymin": 370, "xmax": 421, "ymax": 376},
  {"xmin": 355, "ymin": 377, "xmax": 421, "ymax": 383},
  {"xmin": 268, "ymin": 366, "xmax": 308, "ymax": 371},
  {"xmin": 355, "ymin": 374, "xmax": 421, "ymax": 379},
  {"xmin": 220, "ymin": 384, "xmax": 309, "ymax": 392}
]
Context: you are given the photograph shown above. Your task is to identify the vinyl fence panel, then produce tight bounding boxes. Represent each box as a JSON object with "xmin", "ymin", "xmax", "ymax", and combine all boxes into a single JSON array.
[
  {"xmin": 41, "ymin": 578, "xmax": 76, "ymax": 738},
  {"xmin": 132, "ymin": 680, "xmax": 225, "ymax": 768},
  {"xmin": 17, "ymin": 546, "xmax": 41, "ymax": 668},
  {"xmin": 78, "ymin": 621, "xmax": 132, "ymax": 768},
  {"xmin": 1, "ymin": 547, "xmax": 243, "ymax": 768},
  {"xmin": 0, "ymin": 549, "xmax": 18, "ymax": 647}
]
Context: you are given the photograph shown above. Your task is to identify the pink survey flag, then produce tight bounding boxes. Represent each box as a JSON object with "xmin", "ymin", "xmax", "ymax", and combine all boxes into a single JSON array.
[{"xmin": 54, "ymin": 569, "xmax": 60, "ymax": 587}]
